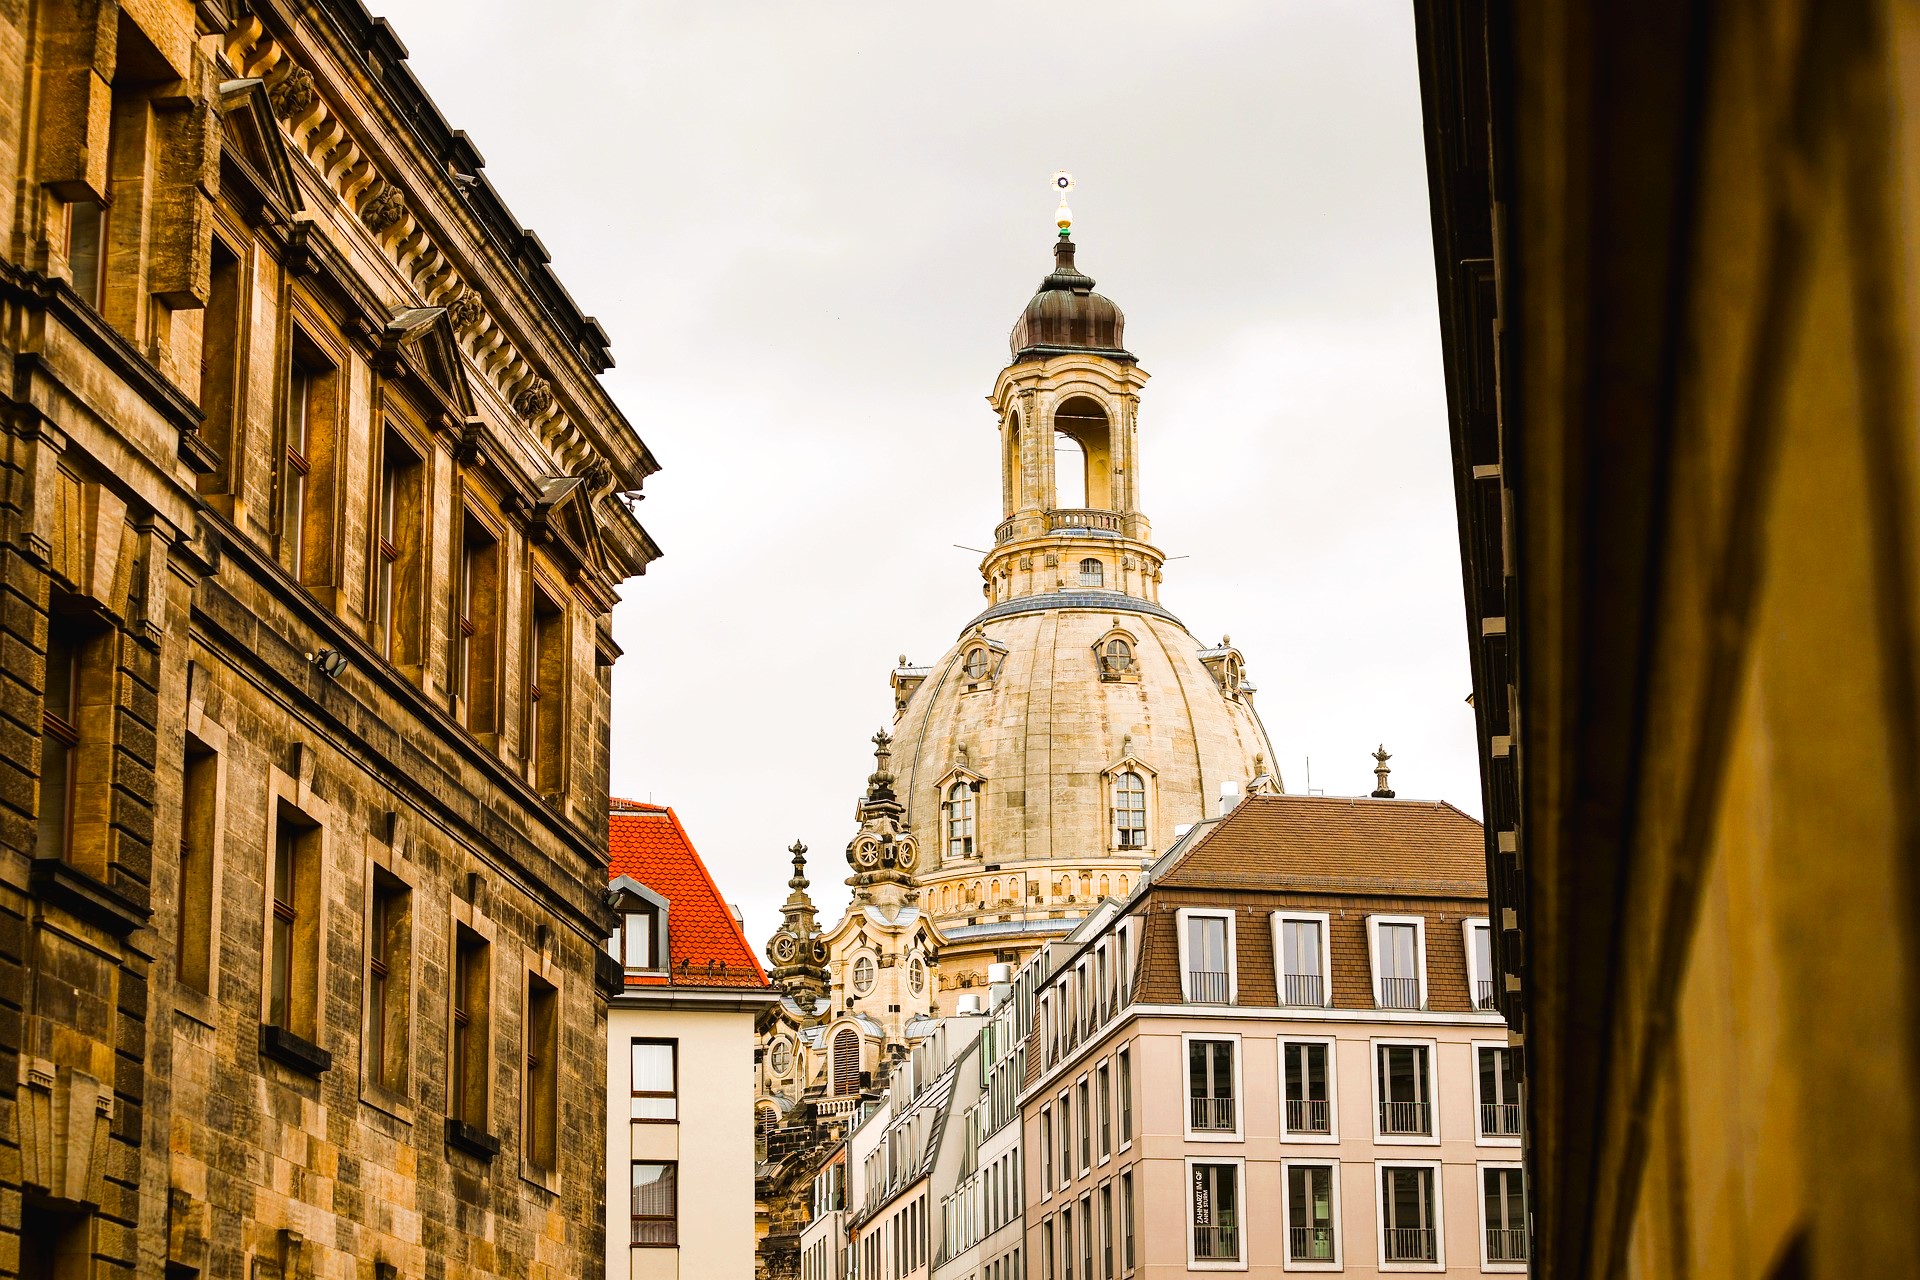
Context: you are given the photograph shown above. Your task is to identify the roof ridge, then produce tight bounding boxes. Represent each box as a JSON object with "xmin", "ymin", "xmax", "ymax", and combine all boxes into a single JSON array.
[{"xmin": 661, "ymin": 805, "xmax": 768, "ymax": 984}]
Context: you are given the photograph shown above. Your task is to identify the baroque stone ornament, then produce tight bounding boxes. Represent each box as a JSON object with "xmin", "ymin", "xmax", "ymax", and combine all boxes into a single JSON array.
[
  {"xmin": 268, "ymin": 66, "xmax": 315, "ymax": 120},
  {"xmin": 512, "ymin": 377, "xmax": 553, "ymax": 419},
  {"xmin": 360, "ymin": 185, "xmax": 406, "ymax": 234},
  {"xmin": 445, "ymin": 288, "xmax": 485, "ymax": 331}
]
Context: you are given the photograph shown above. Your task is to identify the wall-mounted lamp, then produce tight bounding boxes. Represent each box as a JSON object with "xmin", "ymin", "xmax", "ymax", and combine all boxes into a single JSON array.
[{"xmin": 306, "ymin": 649, "xmax": 348, "ymax": 679}]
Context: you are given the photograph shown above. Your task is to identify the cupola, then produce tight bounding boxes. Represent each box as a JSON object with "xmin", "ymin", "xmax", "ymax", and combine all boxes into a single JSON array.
[{"xmin": 1008, "ymin": 237, "xmax": 1132, "ymax": 363}]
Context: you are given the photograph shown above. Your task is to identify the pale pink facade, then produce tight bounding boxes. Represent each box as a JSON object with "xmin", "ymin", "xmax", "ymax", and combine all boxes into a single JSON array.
[{"xmin": 1017, "ymin": 795, "xmax": 1525, "ymax": 1278}]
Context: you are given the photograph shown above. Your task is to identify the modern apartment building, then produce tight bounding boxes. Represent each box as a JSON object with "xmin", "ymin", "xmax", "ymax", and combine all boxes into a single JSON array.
[
  {"xmin": 1019, "ymin": 792, "xmax": 1523, "ymax": 1277},
  {"xmin": 842, "ymin": 1015, "xmax": 988, "ymax": 1280},
  {"xmin": 605, "ymin": 801, "xmax": 777, "ymax": 1280}
]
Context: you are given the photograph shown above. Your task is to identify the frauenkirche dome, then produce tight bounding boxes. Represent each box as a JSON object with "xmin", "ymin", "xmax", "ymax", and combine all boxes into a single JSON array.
[{"xmin": 882, "ymin": 227, "xmax": 1280, "ymax": 987}]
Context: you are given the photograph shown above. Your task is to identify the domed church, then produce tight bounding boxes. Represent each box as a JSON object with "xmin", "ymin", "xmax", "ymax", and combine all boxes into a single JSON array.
[{"xmin": 754, "ymin": 197, "xmax": 1280, "ymax": 1256}]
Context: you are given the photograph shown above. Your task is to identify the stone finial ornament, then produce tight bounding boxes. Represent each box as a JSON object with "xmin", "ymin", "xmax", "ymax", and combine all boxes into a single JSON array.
[
  {"xmin": 1371, "ymin": 744, "xmax": 1396, "ymax": 799},
  {"xmin": 361, "ymin": 185, "xmax": 406, "ymax": 233},
  {"xmin": 789, "ymin": 840, "xmax": 810, "ymax": 891},
  {"xmin": 269, "ymin": 66, "xmax": 315, "ymax": 120}
]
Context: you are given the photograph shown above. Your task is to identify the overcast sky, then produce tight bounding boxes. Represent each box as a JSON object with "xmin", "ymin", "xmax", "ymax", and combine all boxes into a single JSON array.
[{"xmin": 372, "ymin": 0, "xmax": 1478, "ymax": 952}]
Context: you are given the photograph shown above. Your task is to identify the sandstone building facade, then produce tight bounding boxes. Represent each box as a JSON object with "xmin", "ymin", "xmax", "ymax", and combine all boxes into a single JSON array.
[
  {"xmin": 754, "ymin": 208, "xmax": 1281, "ymax": 1278},
  {"xmin": 2, "ymin": 4, "xmax": 657, "ymax": 1280}
]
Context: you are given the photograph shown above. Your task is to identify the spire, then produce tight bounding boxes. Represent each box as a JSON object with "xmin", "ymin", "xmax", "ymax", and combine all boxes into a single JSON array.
[
  {"xmin": 1371, "ymin": 744, "xmax": 1396, "ymax": 799},
  {"xmin": 847, "ymin": 727, "xmax": 919, "ymax": 891},
  {"xmin": 766, "ymin": 838, "xmax": 827, "ymax": 1005}
]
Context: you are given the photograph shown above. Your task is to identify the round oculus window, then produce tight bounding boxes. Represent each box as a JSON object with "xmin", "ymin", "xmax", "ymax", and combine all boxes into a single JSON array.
[
  {"xmin": 769, "ymin": 1039, "xmax": 793, "ymax": 1075},
  {"xmin": 852, "ymin": 955, "xmax": 876, "ymax": 995},
  {"xmin": 908, "ymin": 957, "xmax": 926, "ymax": 995}
]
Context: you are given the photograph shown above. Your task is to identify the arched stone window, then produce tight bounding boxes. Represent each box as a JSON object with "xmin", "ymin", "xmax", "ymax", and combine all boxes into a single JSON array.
[
  {"xmin": 945, "ymin": 781, "xmax": 976, "ymax": 858},
  {"xmin": 1114, "ymin": 771, "xmax": 1147, "ymax": 848},
  {"xmin": 832, "ymin": 1027, "xmax": 859, "ymax": 1095},
  {"xmin": 852, "ymin": 954, "xmax": 876, "ymax": 995},
  {"xmin": 1080, "ymin": 557, "xmax": 1104, "ymax": 587}
]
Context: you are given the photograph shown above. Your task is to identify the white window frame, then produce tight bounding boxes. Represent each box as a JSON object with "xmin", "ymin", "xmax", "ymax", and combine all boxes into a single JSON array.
[
  {"xmin": 851, "ymin": 951, "xmax": 878, "ymax": 996},
  {"xmin": 1366, "ymin": 914, "xmax": 1428, "ymax": 1010},
  {"xmin": 1462, "ymin": 917, "xmax": 1495, "ymax": 1011},
  {"xmin": 1184, "ymin": 1155, "xmax": 1249, "ymax": 1272},
  {"xmin": 1470, "ymin": 1039, "xmax": 1523, "ymax": 1148},
  {"xmin": 1370, "ymin": 1036, "xmax": 1442, "ymax": 1146},
  {"xmin": 1374, "ymin": 1159, "xmax": 1447, "ymax": 1272},
  {"xmin": 1058, "ymin": 1090, "xmax": 1072, "ymax": 1190},
  {"xmin": 1277, "ymin": 1035, "xmax": 1340, "ymax": 1144},
  {"xmin": 1176, "ymin": 908, "xmax": 1238, "ymax": 1004},
  {"xmin": 1039, "ymin": 1103, "xmax": 1053, "ymax": 1199},
  {"xmin": 1076, "ymin": 1072, "xmax": 1093, "ymax": 1175},
  {"xmin": 1181, "ymin": 1032, "xmax": 1245, "ymax": 1142},
  {"xmin": 1270, "ymin": 911, "xmax": 1333, "ymax": 1008},
  {"xmin": 1278, "ymin": 1157, "xmax": 1343, "ymax": 1272},
  {"xmin": 1475, "ymin": 1160, "xmax": 1528, "ymax": 1273}
]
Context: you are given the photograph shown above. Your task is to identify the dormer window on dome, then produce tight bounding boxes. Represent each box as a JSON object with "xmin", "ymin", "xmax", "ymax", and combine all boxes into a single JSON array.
[
  {"xmin": 1094, "ymin": 622, "xmax": 1142, "ymax": 684},
  {"xmin": 945, "ymin": 781, "xmax": 977, "ymax": 859},
  {"xmin": 1102, "ymin": 638, "xmax": 1133, "ymax": 674},
  {"xmin": 1113, "ymin": 771, "xmax": 1148, "ymax": 849},
  {"xmin": 964, "ymin": 647, "xmax": 990, "ymax": 681}
]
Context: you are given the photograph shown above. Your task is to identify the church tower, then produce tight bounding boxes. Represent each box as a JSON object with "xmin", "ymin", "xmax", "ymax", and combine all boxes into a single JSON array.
[{"xmin": 883, "ymin": 181, "xmax": 1281, "ymax": 991}]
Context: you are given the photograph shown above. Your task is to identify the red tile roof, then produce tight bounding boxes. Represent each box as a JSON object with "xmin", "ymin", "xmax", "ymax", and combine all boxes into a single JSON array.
[{"xmin": 609, "ymin": 799, "xmax": 768, "ymax": 988}]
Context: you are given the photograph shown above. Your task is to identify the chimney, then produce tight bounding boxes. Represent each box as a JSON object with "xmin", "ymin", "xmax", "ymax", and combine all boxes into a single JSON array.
[{"xmin": 1219, "ymin": 779, "xmax": 1242, "ymax": 815}]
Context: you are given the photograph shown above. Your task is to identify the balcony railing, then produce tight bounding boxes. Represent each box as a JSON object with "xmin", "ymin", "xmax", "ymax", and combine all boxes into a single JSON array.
[
  {"xmin": 1378, "ymin": 976, "xmax": 1421, "ymax": 1009},
  {"xmin": 1379, "ymin": 1100, "xmax": 1432, "ymax": 1135},
  {"xmin": 1475, "ymin": 979, "xmax": 1498, "ymax": 1010},
  {"xmin": 1383, "ymin": 1226, "xmax": 1437, "ymax": 1263},
  {"xmin": 1051, "ymin": 508, "xmax": 1124, "ymax": 533},
  {"xmin": 1192, "ymin": 1225, "xmax": 1240, "ymax": 1261},
  {"xmin": 1282, "ymin": 972, "xmax": 1324, "ymax": 1006},
  {"xmin": 1189, "ymin": 1095, "xmax": 1236, "ymax": 1131},
  {"xmin": 1481, "ymin": 1101, "xmax": 1522, "ymax": 1137},
  {"xmin": 1487, "ymin": 1227, "xmax": 1529, "ymax": 1262},
  {"xmin": 1288, "ymin": 1226, "xmax": 1335, "ymax": 1262},
  {"xmin": 1187, "ymin": 969, "xmax": 1230, "ymax": 1004},
  {"xmin": 1285, "ymin": 1097, "xmax": 1331, "ymax": 1134}
]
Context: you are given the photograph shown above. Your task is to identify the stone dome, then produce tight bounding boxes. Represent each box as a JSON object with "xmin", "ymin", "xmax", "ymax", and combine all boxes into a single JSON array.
[
  {"xmin": 889, "ymin": 595, "xmax": 1274, "ymax": 955},
  {"xmin": 1009, "ymin": 237, "xmax": 1132, "ymax": 362}
]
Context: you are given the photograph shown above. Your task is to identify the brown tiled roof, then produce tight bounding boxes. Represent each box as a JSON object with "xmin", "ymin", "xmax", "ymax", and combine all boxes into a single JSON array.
[{"xmin": 1156, "ymin": 794, "xmax": 1487, "ymax": 896}]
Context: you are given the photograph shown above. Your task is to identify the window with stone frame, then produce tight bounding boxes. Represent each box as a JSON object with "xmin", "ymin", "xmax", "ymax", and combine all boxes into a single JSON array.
[
  {"xmin": 526, "ymin": 587, "xmax": 567, "ymax": 794},
  {"xmin": 267, "ymin": 804, "xmax": 322, "ymax": 1044},
  {"xmin": 282, "ymin": 333, "xmax": 340, "ymax": 587},
  {"xmin": 450, "ymin": 925, "xmax": 491, "ymax": 1131},
  {"xmin": 524, "ymin": 974, "xmax": 559, "ymax": 1168},
  {"xmin": 177, "ymin": 739, "xmax": 218, "ymax": 993},
  {"xmin": 452, "ymin": 509, "xmax": 502, "ymax": 735},
  {"xmin": 197, "ymin": 238, "xmax": 243, "ymax": 485},
  {"xmin": 37, "ymin": 615, "xmax": 86, "ymax": 864},
  {"xmin": 366, "ymin": 869, "xmax": 411, "ymax": 1093},
  {"xmin": 372, "ymin": 426, "xmax": 425, "ymax": 665},
  {"xmin": 1079, "ymin": 557, "xmax": 1104, "ymax": 587}
]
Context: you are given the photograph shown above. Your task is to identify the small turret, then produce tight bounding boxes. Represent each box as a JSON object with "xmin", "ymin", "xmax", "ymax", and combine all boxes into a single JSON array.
[
  {"xmin": 845, "ymin": 730, "xmax": 920, "ymax": 902},
  {"xmin": 765, "ymin": 840, "xmax": 828, "ymax": 1004}
]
